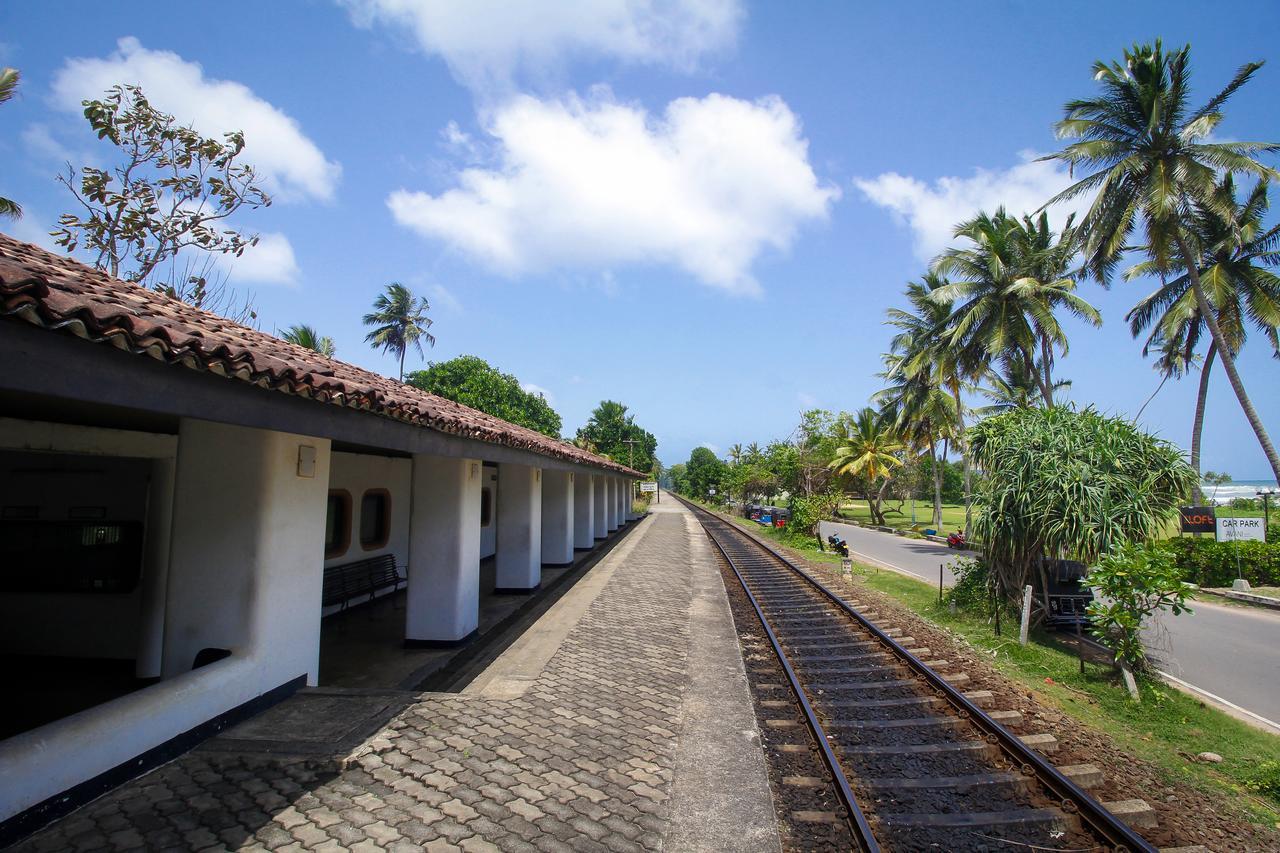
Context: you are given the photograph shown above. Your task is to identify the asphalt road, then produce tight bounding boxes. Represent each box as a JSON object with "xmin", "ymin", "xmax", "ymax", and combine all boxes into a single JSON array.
[{"xmin": 836, "ymin": 523, "xmax": 1280, "ymax": 727}]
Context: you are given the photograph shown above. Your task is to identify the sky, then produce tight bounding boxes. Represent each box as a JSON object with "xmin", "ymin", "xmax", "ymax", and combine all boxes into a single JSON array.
[{"xmin": 2, "ymin": 1, "xmax": 1278, "ymax": 479}]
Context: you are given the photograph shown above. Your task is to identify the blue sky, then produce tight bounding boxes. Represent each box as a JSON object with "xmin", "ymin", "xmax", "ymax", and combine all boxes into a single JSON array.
[{"xmin": 3, "ymin": 1, "xmax": 1278, "ymax": 478}]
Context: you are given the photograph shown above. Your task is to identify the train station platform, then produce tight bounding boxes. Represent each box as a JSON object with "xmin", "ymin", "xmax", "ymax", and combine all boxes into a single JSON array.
[{"xmin": 14, "ymin": 496, "xmax": 781, "ymax": 852}]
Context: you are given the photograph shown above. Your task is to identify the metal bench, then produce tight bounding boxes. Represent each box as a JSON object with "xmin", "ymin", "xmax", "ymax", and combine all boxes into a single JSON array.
[{"xmin": 322, "ymin": 554, "xmax": 404, "ymax": 611}]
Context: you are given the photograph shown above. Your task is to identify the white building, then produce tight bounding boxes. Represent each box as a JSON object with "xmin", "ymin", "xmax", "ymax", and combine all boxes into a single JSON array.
[{"xmin": 0, "ymin": 233, "xmax": 641, "ymax": 835}]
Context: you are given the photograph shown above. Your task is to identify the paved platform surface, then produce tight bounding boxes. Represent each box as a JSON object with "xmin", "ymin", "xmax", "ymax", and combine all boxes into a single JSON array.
[{"xmin": 16, "ymin": 499, "xmax": 778, "ymax": 852}]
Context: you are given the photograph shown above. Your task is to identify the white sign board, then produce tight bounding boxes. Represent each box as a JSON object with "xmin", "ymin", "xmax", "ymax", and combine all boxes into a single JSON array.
[
  {"xmin": 708, "ymin": 488, "xmax": 716, "ymax": 495},
  {"xmin": 1217, "ymin": 516, "xmax": 1266, "ymax": 542},
  {"xmin": 640, "ymin": 482, "xmax": 657, "ymax": 493}
]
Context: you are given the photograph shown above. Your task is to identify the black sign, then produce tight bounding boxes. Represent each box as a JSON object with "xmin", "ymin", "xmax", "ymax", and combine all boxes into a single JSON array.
[{"xmin": 1179, "ymin": 505, "xmax": 1216, "ymax": 534}]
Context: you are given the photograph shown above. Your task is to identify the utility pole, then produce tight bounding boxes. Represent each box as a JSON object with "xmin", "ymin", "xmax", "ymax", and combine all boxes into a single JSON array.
[{"xmin": 1259, "ymin": 489, "xmax": 1276, "ymax": 542}]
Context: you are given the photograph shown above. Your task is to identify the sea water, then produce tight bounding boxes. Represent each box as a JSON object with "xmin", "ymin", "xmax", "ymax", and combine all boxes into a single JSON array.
[{"xmin": 1202, "ymin": 479, "xmax": 1280, "ymax": 505}]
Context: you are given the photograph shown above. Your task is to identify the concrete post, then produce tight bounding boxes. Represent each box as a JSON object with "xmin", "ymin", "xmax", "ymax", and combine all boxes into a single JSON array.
[
  {"xmin": 593, "ymin": 473, "xmax": 608, "ymax": 540},
  {"xmin": 406, "ymin": 455, "xmax": 481, "ymax": 644},
  {"xmin": 496, "ymin": 463, "xmax": 542, "ymax": 592},
  {"xmin": 574, "ymin": 472, "xmax": 595, "ymax": 550},
  {"xmin": 618, "ymin": 477, "xmax": 630, "ymax": 523},
  {"xmin": 541, "ymin": 469, "xmax": 574, "ymax": 566},
  {"xmin": 164, "ymin": 419, "xmax": 330, "ymax": 683},
  {"xmin": 135, "ymin": 457, "xmax": 175, "ymax": 679},
  {"xmin": 605, "ymin": 477, "xmax": 619, "ymax": 532}
]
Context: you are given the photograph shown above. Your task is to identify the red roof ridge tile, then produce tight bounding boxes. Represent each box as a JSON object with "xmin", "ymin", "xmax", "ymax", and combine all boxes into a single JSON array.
[{"xmin": 0, "ymin": 232, "xmax": 641, "ymax": 476}]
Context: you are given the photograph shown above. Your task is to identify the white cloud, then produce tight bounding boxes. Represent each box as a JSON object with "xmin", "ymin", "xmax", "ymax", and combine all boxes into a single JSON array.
[
  {"xmin": 388, "ymin": 91, "xmax": 838, "ymax": 295},
  {"xmin": 340, "ymin": 0, "xmax": 742, "ymax": 91},
  {"xmin": 225, "ymin": 232, "xmax": 300, "ymax": 285},
  {"xmin": 50, "ymin": 38, "xmax": 340, "ymax": 202},
  {"xmin": 699, "ymin": 441, "xmax": 721, "ymax": 455},
  {"xmin": 22, "ymin": 122, "xmax": 82, "ymax": 165},
  {"xmin": 428, "ymin": 282, "xmax": 463, "ymax": 313},
  {"xmin": 521, "ymin": 382, "xmax": 554, "ymax": 404},
  {"xmin": 854, "ymin": 151, "xmax": 1086, "ymax": 262}
]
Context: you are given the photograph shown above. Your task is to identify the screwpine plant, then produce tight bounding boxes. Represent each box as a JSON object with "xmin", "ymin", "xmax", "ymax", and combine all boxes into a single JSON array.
[
  {"xmin": 968, "ymin": 406, "xmax": 1196, "ymax": 612},
  {"xmin": 1087, "ymin": 543, "xmax": 1191, "ymax": 670}
]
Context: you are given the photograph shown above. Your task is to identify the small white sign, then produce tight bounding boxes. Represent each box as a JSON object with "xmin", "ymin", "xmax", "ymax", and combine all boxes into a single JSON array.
[
  {"xmin": 640, "ymin": 482, "xmax": 657, "ymax": 493},
  {"xmin": 1217, "ymin": 516, "xmax": 1266, "ymax": 542},
  {"xmin": 708, "ymin": 488, "xmax": 716, "ymax": 495}
]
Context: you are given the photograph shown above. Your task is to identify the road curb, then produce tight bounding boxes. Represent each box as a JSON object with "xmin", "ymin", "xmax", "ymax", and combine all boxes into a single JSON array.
[{"xmin": 1198, "ymin": 588, "xmax": 1280, "ymax": 611}]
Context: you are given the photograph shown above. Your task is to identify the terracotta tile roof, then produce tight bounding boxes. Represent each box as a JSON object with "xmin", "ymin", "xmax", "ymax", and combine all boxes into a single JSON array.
[{"xmin": 0, "ymin": 233, "xmax": 640, "ymax": 476}]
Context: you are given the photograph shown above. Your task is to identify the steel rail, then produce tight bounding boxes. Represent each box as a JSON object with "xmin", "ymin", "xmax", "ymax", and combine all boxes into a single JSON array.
[
  {"xmin": 681, "ymin": 497, "xmax": 1156, "ymax": 853},
  {"xmin": 699, "ymin": 505, "xmax": 880, "ymax": 852}
]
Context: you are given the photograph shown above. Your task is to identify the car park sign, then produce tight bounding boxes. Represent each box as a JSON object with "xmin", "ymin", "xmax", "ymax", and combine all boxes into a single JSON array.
[{"xmin": 1217, "ymin": 516, "xmax": 1266, "ymax": 542}]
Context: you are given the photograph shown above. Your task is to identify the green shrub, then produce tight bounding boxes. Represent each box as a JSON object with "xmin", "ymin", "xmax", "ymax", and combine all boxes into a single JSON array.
[
  {"xmin": 1087, "ymin": 543, "xmax": 1190, "ymax": 669},
  {"xmin": 1163, "ymin": 537, "xmax": 1280, "ymax": 587},
  {"xmin": 1246, "ymin": 760, "xmax": 1280, "ymax": 800},
  {"xmin": 945, "ymin": 557, "xmax": 994, "ymax": 615}
]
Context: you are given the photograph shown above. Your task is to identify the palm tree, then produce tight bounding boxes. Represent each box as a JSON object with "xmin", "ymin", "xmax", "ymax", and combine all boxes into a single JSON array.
[
  {"xmin": 729, "ymin": 443, "xmax": 743, "ymax": 465},
  {"xmin": 363, "ymin": 283, "xmax": 435, "ymax": 382},
  {"xmin": 1125, "ymin": 174, "xmax": 1280, "ymax": 498},
  {"xmin": 828, "ymin": 407, "xmax": 904, "ymax": 526},
  {"xmin": 876, "ymin": 352, "xmax": 957, "ymax": 530},
  {"xmin": 1044, "ymin": 40, "xmax": 1280, "ymax": 481},
  {"xmin": 973, "ymin": 356, "xmax": 1072, "ymax": 417},
  {"xmin": 282, "ymin": 324, "xmax": 337, "ymax": 358},
  {"xmin": 883, "ymin": 274, "xmax": 967, "ymax": 530},
  {"xmin": 932, "ymin": 209, "xmax": 1101, "ymax": 406},
  {"xmin": 1, "ymin": 68, "xmax": 22, "ymax": 219}
]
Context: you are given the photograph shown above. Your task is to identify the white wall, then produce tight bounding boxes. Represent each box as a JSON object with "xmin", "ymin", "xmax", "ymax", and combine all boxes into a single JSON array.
[
  {"xmin": 1, "ymin": 417, "xmax": 330, "ymax": 823},
  {"xmin": 163, "ymin": 419, "xmax": 331, "ymax": 682},
  {"xmin": 480, "ymin": 465, "xmax": 498, "ymax": 559}
]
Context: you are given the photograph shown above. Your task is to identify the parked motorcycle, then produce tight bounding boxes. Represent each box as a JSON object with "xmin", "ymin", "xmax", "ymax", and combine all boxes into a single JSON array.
[
  {"xmin": 946, "ymin": 531, "xmax": 967, "ymax": 549},
  {"xmin": 827, "ymin": 533, "xmax": 850, "ymax": 558}
]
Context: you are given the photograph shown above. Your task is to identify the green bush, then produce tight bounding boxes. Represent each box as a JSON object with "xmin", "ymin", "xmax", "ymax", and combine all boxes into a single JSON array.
[
  {"xmin": 945, "ymin": 557, "xmax": 994, "ymax": 615},
  {"xmin": 1087, "ymin": 543, "xmax": 1190, "ymax": 669},
  {"xmin": 1247, "ymin": 760, "xmax": 1280, "ymax": 800},
  {"xmin": 1163, "ymin": 537, "xmax": 1280, "ymax": 587}
]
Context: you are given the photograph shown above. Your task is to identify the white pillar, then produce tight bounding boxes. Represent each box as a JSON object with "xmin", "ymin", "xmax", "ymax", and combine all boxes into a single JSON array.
[
  {"xmin": 541, "ymin": 470, "xmax": 574, "ymax": 566},
  {"xmin": 605, "ymin": 477, "xmax": 618, "ymax": 531},
  {"xmin": 575, "ymin": 473, "xmax": 595, "ymax": 549},
  {"xmin": 135, "ymin": 457, "xmax": 175, "ymax": 679},
  {"xmin": 496, "ymin": 463, "xmax": 542, "ymax": 591},
  {"xmin": 624, "ymin": 479, "xmax": 636, "ymax": 521},
  {"xmin": 406, "ymin": 455, "xmax": 481, "ymax": 644},
  {"xmin": 617, "ymin": 477, "xmax": 629, "ymax": 524},
  {"xmin": 164, "ymin": 419, "xmax": 330, "ymax": 683},
  {"xmin": 593, "ymin": 473, "xmax": 608, "ymax": 540}
]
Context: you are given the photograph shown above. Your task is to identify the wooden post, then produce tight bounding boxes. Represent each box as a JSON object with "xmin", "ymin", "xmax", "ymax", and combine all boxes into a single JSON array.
[
  {"xmin": 1019, "ymin": 585, "xmax": 1033, "ymax": 646},
  {"xmin": 938, "ymin": 564, "xmax": 944, "ymax": 605}
]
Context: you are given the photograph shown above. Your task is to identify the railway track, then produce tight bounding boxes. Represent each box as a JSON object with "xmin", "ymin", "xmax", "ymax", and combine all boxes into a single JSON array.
[{"xmin": 680, "ymin": 498, "xmax": 1155, "ymax": 853}]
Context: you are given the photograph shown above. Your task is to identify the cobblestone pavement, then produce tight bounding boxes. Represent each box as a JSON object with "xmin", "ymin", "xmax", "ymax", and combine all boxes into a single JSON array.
[{"xmin": 18, "ymin": 506, "xmax": 752, "ymax": 852}]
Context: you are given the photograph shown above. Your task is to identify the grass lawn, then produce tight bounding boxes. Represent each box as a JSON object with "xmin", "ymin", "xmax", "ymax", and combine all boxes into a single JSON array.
[
  {"xmin": 701, "ymin": 502, "xmax": 1280, "ymax": 825},
  {"xmin": 838, "ymin": 499, "xmax": 968, "ymax": 532}
]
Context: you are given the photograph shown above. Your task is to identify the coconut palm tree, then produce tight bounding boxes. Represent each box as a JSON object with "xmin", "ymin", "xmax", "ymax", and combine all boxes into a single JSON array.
[
  {"xmin": 884, "ymin": 274, "xmax": 970, "ymax": 530},
  {"xmin": 828, "ymin": 407, "xmax": 904, "ymax": 526},
  {"xmin": 729, "ymin": 443, "xmax": 743, "ymax": 465},
  {"xmin": 931, "ymin": 209, "xmax": 1101, "ymax": 406},
  {"xmin": 972, "ymin": 356, "xmax": 1073, "ymax": 417},
  {"xmin": 282, "ymin": 324, "xmax": 337, "ymax": 358},
  {"xmin": 363, "ymin": 283, "xmax": 435, "ymax": 382},
  {"xmin": 1, "ymin": 68, "xmax": 22, "ymax": 219},
  {"xmin": 1125, "ymin": 174, "xmax": 1280, "ymax": 498},
  {"xmin": 876, "ymin": 351, "xmax": 957, "ymax": 530},
  {"xmin": 1044, "ymin": 40, "xmax": 1280, "ymax": 481}
]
